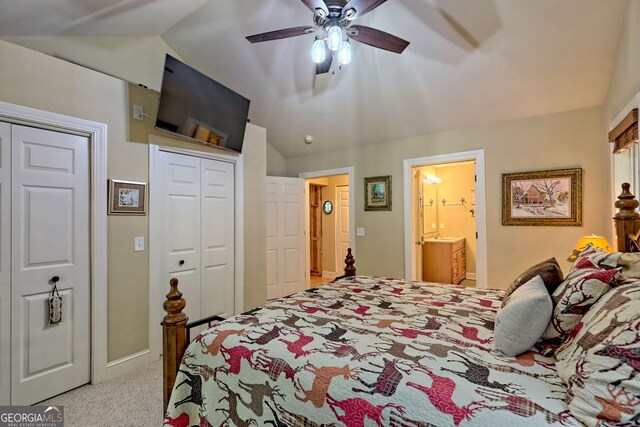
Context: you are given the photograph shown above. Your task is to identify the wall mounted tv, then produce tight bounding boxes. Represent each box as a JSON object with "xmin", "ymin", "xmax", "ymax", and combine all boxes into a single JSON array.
[{"xmin": 155, "ymin": 54, "xmax": 250, "ymax": 154}]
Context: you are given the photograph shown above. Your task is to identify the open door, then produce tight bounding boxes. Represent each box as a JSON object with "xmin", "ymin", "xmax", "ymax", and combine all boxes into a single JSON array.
[{"xmin": 266, "ymin": 177, "xmax": 306, "ymax": 299}]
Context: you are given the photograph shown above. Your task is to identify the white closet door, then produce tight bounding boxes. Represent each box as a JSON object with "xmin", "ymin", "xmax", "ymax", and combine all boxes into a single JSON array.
[
  {"xmin": 200, "ymin": 158, "xmax": 235, "ymax": 319},
  {"xmin": 161, "ymin": 151, "xmax": 202, "ymax": 322},
  {"xmin": 266, "ymin": 177, "xmax": 306, "ymax": 300},
  {"xmin": 0, "ymin": 122, "xmax": 10, "ymax": 405},
  {"xmin": 11, "ymin": 125, "xmax": 90, "ymax": 405},
  {"xmin": 336, "ymin": 185, "xmax": 350, "ymax": 272}
]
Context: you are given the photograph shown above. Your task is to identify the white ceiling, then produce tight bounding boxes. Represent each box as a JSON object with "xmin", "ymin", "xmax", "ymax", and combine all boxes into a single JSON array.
[{"xmin": 0, "ymin": 0, "xmax": 629, "ymax": 157}]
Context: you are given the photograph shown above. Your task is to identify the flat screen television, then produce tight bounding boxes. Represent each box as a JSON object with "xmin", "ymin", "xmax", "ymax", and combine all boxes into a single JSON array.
[{"xmin": 155, "ymin": 54, "xmax": 250, "ymax": 154}]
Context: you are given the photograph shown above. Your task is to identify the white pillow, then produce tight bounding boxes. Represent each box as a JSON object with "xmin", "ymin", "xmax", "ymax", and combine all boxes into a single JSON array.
[{"xmin": 494, "ymin": 275, "xmax": 553, "ymax": 356}]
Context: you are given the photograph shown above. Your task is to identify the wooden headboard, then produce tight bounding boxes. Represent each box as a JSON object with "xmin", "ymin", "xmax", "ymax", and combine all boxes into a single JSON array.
[{"xmin": 614, "ymin": 182, "xmax": 640, "ymax": 252}]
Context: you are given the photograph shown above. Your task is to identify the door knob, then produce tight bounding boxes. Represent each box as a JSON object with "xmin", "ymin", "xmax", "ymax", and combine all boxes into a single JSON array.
[
  {"xmin": 179, "ymin": 260, "xmax": 185, "ymax": 266},
  {"xmin": 51, "ymin": 276, "xmax": 60, "ymax": 283}
]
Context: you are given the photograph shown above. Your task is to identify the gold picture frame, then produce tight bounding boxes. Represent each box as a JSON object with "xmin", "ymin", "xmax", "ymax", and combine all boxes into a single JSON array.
[
  {"xmin": 108, "ymin": 179, "xmax": 147, "ymax": 215},
  {"xmin": 502, "ymin": 168, "xmax": 582, "ymax": 226},
  {"xmin": 364, "ymin": 175, "xmax": 392, "ymax": 211}
]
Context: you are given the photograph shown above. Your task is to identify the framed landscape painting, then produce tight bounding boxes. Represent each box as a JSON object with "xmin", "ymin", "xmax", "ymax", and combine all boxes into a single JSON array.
[
  {"xmin": 365, "ymin": 176, "xmax": 392, "ymax": 211},
  {"xmin": 502, "ymin": 168, "xmax": 582, "ymax": 226}
]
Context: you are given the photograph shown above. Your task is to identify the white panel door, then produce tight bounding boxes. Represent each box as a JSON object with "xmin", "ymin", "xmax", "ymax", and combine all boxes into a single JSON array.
[
  {"xmin": 200, "ymin": 158, "xmax": 235, "ymax": 319},
  {"xmin": 0, "ymin": 122, "xmax": 10, "ymax": 405},
  {"xmin": 11, "ymin": 125, "xmax": 90, "ymax": 405},
  {"xmin": 160, "ymin": 151, "xmax": 202, "ymax": 322},
  {"xmin": 266, "ymin": 177, "xmax": 305, "ymax": 300},
  {"xmin": 336, "ymin": 185, "xmax": 350, "ymax": 273}
]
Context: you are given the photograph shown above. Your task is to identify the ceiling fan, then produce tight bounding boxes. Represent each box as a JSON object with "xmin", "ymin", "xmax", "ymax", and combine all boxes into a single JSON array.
[{"xmin": 246, "ymin": 0, "xmax": 410, "ymax": 74}]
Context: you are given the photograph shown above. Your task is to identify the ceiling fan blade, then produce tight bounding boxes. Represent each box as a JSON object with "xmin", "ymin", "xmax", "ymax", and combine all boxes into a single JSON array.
[
  {"xmin": 341, "ymin": 0, "xmax": 387, "ymax": 20},
  {"xmin": 316, "ymin": 49, "xmax": 334, "ymax": 75},
  {"xmin": 246, "ymin": 26, "xmax": 316, "ymax": 43},
  {"xmin": 347, "ymin": 25, "xmax": 409, "ymax": 53},
  {"xmin": 300, "ymin": 0, "xmax": 328, "ymax": 16}
]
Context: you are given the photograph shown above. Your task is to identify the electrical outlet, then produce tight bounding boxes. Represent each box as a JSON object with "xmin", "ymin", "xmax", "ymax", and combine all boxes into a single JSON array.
[
  {"xmin": 431, "ymin": 223, "xmax": 436, "ymax": 230},
  {"xmin": 440, "ymin": 223, "xmax": 445, "ymax": 229},
  {"xmin": 133, "ymin": 104, "xmax": 144, "ymax": 120},
  {"xmin": 356, "ymin": 227, "xmax": 365, "ymax": 236},
  {"xmin": 134, "ymin": 236, "xmax": 145, "ymax": 252}
]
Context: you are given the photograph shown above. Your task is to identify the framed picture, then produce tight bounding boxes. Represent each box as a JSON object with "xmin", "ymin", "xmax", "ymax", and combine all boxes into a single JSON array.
[
  {"xmin": 502, "ymin": 168, "xmax": 582, "ymax": 226},
  {"xmin": 364, "ymin": 175, "xmax": 392, "ymax": 211},
  {"xmin": 108, "ymin": 179, "xmax": 147, "ymax": 215}
]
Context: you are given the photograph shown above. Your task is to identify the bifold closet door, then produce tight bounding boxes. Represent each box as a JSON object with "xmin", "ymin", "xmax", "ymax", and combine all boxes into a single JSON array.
[
  {"xmin": 10, "ymin": 124, "xmax": 90, "ymax": 405},
  {"xmin": 160, "ymin": 151, "xmax": 235, "ymax": 323},
  {"xmin": 200, "ymin": 158, "xmax": 234, "ymax": 319}
]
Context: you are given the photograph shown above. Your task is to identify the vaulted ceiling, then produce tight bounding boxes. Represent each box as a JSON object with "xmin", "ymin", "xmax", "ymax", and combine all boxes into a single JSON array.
[{"xmin": 0, "ymin": 0, "xmax": 629, "ymax": 157}]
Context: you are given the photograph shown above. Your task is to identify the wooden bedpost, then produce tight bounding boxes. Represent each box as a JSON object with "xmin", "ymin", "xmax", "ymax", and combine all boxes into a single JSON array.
[
  {"xmin": 344, "ymin": 248, "xmax": 356, "ymax": 276},
  {"xmin": 162, "ymin": 278, "xmax": 189, "ymax": 414},
  {"xmin": 614, "ymin": 182, "xmax": 640, "ymax": 252}
]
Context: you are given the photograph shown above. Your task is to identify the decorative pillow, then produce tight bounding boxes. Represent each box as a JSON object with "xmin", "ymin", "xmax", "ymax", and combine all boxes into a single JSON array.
[
  {"xmin": 535, "ymin": 266, "xmax": 619, "ymax": 356},
  {"xmin": 569, "ymin": 247, "xmax": 621, "ymax": 273},
  {"xmin": 554, "ymin": 283, "xmax": 640, "ymax": 426},
  {"xmin": 494, "ymin": 275, "xmax": 552, "ymax": 356},
  {"xmin": 501, "ymin": 258, "xmax": 564, "ymax": 308}
]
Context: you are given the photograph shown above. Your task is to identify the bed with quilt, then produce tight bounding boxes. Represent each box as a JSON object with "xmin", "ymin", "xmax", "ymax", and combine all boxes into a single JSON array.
[{"xmin": 164, "ymin": 248, "xmax": 640, "ymax": 427}]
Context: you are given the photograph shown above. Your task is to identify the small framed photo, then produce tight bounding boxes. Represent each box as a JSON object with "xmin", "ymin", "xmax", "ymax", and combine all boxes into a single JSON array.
[
  {"xmin": 108, "ymin": 179, "xmax": 147, "ymax": 215},
  {"xmin": 364, "ymin": 175, "xmax": 392, "ymax": 211},
  {"xmin": 502, "ymin": 168, "xmax": 582, "ymax": 226}
]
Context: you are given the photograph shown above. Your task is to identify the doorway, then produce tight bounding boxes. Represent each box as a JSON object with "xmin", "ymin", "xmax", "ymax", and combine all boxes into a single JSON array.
[
  {"xmin": 0, "ymin": 100, "xmax": 108, "ymax": 405},
  {"xmin": 299, "ymin": 168, "xmax": 355, "ymax": 288},
  {"xmin": 403, "ymin": 150, "xmax": 487, "ymax": 288}
]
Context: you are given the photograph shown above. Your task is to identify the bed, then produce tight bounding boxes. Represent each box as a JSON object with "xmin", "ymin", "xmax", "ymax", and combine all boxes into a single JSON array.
[
  {"xmin": 162, "ymin": 187, "xmax": 640, "ymax": 426},
  {"xmin": 164, "ymin": 274, "xmax": 578, "ymax": 426}
]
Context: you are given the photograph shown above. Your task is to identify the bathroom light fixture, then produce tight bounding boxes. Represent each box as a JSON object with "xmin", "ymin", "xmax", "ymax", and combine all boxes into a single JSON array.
[{"xmin": 423, "ymin": 175, "xmax": 442, "ymax": 184}]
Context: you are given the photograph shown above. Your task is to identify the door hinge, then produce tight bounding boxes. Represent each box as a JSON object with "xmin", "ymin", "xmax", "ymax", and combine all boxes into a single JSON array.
[
  {"xmin": 474, "ymin": 175, "xmax": 477, "ymax": 182},
  {"xmin": 476, "ymin": 232, "xmax": 478, "ymax": 239}
]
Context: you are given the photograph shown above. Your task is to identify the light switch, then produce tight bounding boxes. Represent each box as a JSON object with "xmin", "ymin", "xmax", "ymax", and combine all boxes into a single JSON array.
[
  {"xmin": 133, "ymin": 105, "xmax": 145, "ymax": 121},
  {"xmin": 440, "ymin": 223, "xmax": 445, "ymax": 229},
  {"xmin": 356, "ymin": 227, "xmax": 365, "ymax": 236},
  {"xmin": 134, "ymin": 236, "xmax": 145, "ymax": 252},
  {"xmin": 431, "ymin": 223, "xmax": 437, "ymax": 230}
]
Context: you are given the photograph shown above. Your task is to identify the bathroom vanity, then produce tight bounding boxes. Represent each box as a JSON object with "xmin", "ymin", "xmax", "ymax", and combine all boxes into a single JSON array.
[{"xmin": 421, "ymin": 237, "xmax": 466, "ymax": 284}]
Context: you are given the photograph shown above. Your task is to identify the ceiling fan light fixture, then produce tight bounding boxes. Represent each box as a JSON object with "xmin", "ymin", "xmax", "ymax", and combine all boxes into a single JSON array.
[
  {"xmin": 311, "ymin": 38, "xmax": 326, "ymax": 63},
  {"xmin": 327, "ymin": 25, "xmax": 343, "ymax": 51},
  {"xmin": 338, "ymin": 40, "xmax": 351, "ymax": 64}
]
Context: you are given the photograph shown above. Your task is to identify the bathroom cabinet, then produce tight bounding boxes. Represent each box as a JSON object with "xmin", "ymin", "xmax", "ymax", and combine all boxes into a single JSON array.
[{"xmin": 422, "ymin": 238, "xmax": 466, "ymax": 284}]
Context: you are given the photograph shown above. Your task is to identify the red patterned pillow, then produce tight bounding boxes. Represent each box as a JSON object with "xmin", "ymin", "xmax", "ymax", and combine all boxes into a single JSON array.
[
  {"xmin": 554, "ymin": 284, "xmax": 640, "ymax": 426},
  {"xmin": 569, "ymin": 247, "xmax": 621, "ymax": 274},
  {"xmin": 536, "ymin": 267, "xmax": 618, "ymax": 356}
]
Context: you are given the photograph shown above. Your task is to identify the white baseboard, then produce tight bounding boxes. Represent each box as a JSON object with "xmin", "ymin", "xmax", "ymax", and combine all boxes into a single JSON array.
[
  {"xmin": 322, "ymin": 271, "xmax": 338, "ymax": 279},
  {"xmin": 105, "ymin": 349, "xmax": 154, "ymax": 381},
  {"xmin": 466, "ymin": 272, "xmax": 477, "ymax": 281}
]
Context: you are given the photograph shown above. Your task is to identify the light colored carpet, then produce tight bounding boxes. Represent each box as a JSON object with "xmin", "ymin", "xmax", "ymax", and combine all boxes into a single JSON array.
[{"xmin": 39, "ymin": 358, "xmax": 163, "ymax": 427}]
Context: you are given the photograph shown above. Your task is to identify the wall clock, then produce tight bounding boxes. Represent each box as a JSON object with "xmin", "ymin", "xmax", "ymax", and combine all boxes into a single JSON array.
[{"xmin": 323, "ymin": 200, "xmax": 333, "ymax": 214}]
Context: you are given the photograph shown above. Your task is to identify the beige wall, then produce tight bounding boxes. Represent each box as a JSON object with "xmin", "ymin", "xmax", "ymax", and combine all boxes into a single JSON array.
[
  {"xmin": 287, "ymin": 106, "xmax": 611, "ymax": 288},
  {"xmin": 0, "ymin": 39, "xmax": 267, "ymax": 362},
  {"xmin": 1, "ymin": 36, "xmax": 178, "ymax": 90},
  {"xmin": 267, "ymin": 142, "xmax": 287, "ymax": 176}
]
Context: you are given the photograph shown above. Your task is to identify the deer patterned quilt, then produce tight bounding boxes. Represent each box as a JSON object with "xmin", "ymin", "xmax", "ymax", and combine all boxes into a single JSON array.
[{"xmin": 165, "ymin": 276, "xmax": 582, "ymax": 426}]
